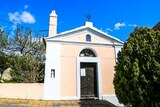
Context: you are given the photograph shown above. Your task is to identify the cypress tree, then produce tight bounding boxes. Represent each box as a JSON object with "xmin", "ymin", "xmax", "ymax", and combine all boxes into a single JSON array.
[{"xmin": 114, "ymin": 27, "xmax": 160, "ymax": 107}]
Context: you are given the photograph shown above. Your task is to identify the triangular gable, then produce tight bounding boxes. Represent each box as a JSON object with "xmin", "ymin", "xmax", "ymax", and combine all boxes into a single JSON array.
[{"xmin": 46, "ymin": 25, "xmax": 123, "ymax": 45}]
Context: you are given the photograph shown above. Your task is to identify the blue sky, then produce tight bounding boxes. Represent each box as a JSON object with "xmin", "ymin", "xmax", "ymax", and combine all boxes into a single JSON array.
[{"xmin": 0, "ymin": 0, "xmax": 160, "ymax": 41}]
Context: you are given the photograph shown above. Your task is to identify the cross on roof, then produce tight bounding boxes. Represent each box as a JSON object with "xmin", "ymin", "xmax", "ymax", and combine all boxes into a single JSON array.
[{"xmin": 86, "ymin": 14, "xmax": 91, "ymax": 21}]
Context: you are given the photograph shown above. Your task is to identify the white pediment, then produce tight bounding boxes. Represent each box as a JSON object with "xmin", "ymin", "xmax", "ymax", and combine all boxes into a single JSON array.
[{"xmin": 46, "ymin": 25, "xmax": 123, "ymax": 45}]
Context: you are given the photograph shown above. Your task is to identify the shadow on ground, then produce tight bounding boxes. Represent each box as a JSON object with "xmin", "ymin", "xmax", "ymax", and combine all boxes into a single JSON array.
[{"xmin": 53, "ymin": 99, "xmax": 116, "ymax": 107}]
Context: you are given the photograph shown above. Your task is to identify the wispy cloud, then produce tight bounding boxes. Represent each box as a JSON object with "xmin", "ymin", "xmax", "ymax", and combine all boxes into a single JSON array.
[
  {"xmin": 8, "ymin": 12, "xmax": 21, "ymax": 24},
  {"xmin": 104, "ymin": 28, "xmax": 113, "ymax": 34},
  {"xmin": 8, "ymin": 11, "xmax": 36, "ymax": 25},
  {"xmin": 128, "ymin": 24, "xmax": 137, "ymax": 27},
  {"xmin": 106, "ymin": 28, "xmax": 113, "ymax": 32},
  {"xmin": 24, "ymin": 5, "xmax": 29, "ymax": 9},
  {"xmin": 114, "ymin": 22, "xmax": 126, "ymax": 30},
  {"xmin": 114, "ymin": 22, "xmax": 137, "ymax": 30}
]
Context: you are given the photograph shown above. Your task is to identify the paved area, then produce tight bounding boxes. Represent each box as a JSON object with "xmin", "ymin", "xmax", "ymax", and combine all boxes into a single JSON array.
[{"xmin": 0, "ymin": 99, "xmax": 116, "ymax": 107}]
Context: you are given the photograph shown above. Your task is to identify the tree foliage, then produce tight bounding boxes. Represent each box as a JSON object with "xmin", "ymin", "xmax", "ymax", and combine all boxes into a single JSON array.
[
  {"xmin": 0, "ymin": 26, "xmax": 9, "ymax": 73},
  {"xmin": 9, "ymin": 54, "xmax": 44, "ymax": 83},
  {"xmin": 0, "ymin": 26, "xmax": 8, "ymax": 52},
  {"xmin": 0, "ymin": 26, "xmax": 45, "ymax": 83},
  {"xmin": 113, "ymin": 27, "xmax": 160, "ymax": 107},
  {"xmin": 10, "ymin": 27, "xmax": 44, "ymax": 55}
]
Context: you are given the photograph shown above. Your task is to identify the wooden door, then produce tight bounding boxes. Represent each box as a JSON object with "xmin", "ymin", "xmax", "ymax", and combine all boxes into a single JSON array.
[{"xmin": 80, "ymin": 63, "xmax": 97, "ymax": 98}]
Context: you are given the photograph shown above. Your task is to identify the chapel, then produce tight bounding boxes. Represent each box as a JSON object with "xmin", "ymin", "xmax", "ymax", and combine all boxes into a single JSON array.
[{"xmin": 44, "ymin": 10, "xmax": 123, "ymax": 105}]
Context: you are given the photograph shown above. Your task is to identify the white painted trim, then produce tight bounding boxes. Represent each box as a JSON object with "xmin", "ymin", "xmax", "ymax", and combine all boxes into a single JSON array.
[
  {"xmin": 77, "ymin": 61, "xmax": 81, "ymax": 99},
  {"xmin": 47, "ymin": 40, "xmax": 123, "ymax": 47},
  {"xmin": 77, "ymin": 57, "xmax": 102, "ymax": 100},
  {"xmin": 61, "ymin": 96, "xmax": 79, "ymax": 100},
  {"xmin": 78, "ymin": 47, "xmax": 98, "ymax": 57}
]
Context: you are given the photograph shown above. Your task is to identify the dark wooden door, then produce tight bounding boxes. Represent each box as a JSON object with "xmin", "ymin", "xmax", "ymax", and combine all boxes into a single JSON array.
[{"xmin": 80, "ymin": 63, "xmax": 97, "ymax": 98}]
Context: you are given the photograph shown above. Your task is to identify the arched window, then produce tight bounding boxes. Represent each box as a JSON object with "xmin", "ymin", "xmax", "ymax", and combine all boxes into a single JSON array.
[
  {"xmin": 86, "ymin": 34, "xmax": 91, "ymax": 42},
  {"xmin": 79, "ymin": 49, "xmax": 96, "ymax": 57}
]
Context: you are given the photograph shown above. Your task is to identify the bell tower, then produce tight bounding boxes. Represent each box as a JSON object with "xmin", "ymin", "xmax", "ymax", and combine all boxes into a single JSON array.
[{"xmin": 48, "ymin": 10, "xmax": 57, "ymax": 37}]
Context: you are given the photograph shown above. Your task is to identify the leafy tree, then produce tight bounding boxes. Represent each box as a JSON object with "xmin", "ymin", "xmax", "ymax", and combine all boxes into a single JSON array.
[
  {"xmin": 8, "ymin": 27, "xmax": 45, "ymax": 83},
  {"xmin": 113, "ymin": 27, "xmax": 160, "ymax": 107},
  {"xmin": 9, "ymin": 54, "xmax": 44, "ymax": 83},
  {"xmin": 0, "ymin": 55, "xmax": 9, "ymax": 75},
  {"xmin": 0, "ymin": 26, "xmax": 45, "ymax": 83},
  {"xmin": 0, "ymin": 26, "xmax": 9, "ymax": 74},
  {"xmin": 10, "ymin": 27, "xmax": 44, "ymax": 56},
  {"xmin": 0, "ymin": 26, "xmax": 8, "ymax": 52}
]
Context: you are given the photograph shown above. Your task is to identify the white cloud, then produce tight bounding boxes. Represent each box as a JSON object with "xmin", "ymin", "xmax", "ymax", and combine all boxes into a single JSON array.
[
  {"xmin": 104, "ymin": 28, "xmax": 113, "ymax": 34},
  {"xmin": 8, "ymin": 12, "xmax": 21, "ymax": 24},
  {"xmin": 8, "ymin": 11, "xmax": 36, "ymax": 24},
  {"xmin": 24, "ymin": 5, "xmax": 29, "ymax": 9},
  {"xmin": 114, "ymin": 22, "xmax": 126, "ymax": 30},
  {"xmin": 114, "ymin": 22, "xmax": 137, "ymax": 30},
  {"xmin": 128, "ymin": 24, "xmax": 137, "ymax": 27},
  {"xmin": 21, "ymin": 11, "xmax": 35, "ymax": 24},
  {"xmin": 106, "ymin": 28, "xmax": 113, "ymax": 32}
]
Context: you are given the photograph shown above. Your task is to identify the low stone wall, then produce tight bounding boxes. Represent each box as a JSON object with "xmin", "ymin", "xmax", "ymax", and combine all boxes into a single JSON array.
[{"xmin": 0, "ymin": 83, "xmax": 44, "ymax": 100}]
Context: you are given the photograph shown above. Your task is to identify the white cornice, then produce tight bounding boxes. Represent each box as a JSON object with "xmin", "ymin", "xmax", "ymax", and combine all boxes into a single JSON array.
[
  {"xmin": 47, "ymin": 39, "xmax": 123, "ymax": 47},
  {"xmin": 46, "ymin": 24, "xmax": 124, "ymax": 44}
]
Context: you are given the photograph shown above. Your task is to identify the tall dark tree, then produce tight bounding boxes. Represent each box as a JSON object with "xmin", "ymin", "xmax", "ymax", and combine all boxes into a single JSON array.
[{"xmin": 113, "ymin": 27, "xmax": 160, "ymax": 107}]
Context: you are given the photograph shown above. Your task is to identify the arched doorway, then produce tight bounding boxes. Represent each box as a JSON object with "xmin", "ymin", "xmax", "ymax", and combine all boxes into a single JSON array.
[{"xmin": 79, "ymin": 49, "xmax": 98, "ymax": 98}]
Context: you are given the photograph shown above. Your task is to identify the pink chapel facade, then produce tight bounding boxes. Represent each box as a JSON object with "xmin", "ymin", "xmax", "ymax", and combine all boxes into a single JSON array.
[{"xmin": 44, "ymin": 10, "xmax": 123, "ymax": 105}]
